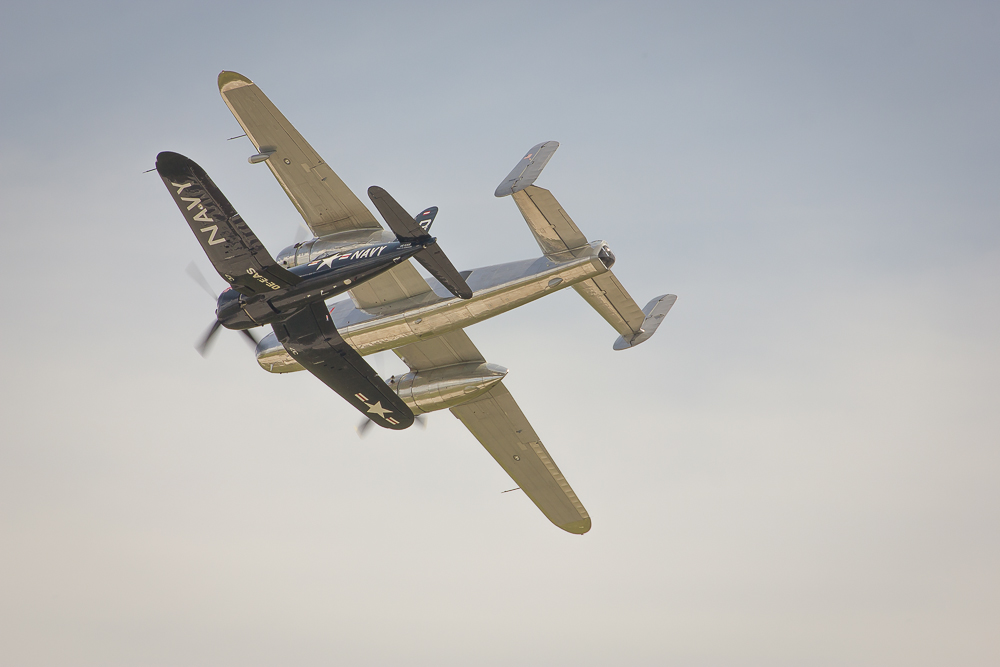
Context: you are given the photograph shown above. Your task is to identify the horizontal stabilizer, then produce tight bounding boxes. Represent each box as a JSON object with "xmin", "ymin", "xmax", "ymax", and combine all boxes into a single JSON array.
[
  {"xmin": 513, "ymin": 185, "xmax": 589, "ymax": 257},
  {"xmin": 367, "ymin": 186, "xmax": 429, "ymax": 242},
  {"xmin": 573, "ymin": 272, "xmax": 647, "ymax": 337},
  {"xmin": 415, "ymin": 242, "xmax": 473, "ymax": 299},
  {"xmin": 612, "ymin": 294, "xmax": 677, "ymax": 350},
  {"xmin": 494, "ymin": 141, "xmax": 559, "ymax": 197},
  {"xmin": 156, "ymin": 151, "xmax": 301, "ymax": 296},
  {"xmin": 368, "ymin": 186, "xmax": 472, "ymax": 300}
]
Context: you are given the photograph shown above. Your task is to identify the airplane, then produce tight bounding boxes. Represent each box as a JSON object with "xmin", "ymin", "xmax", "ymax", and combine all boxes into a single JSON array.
[{"xmin": 156, "ymin": 71, "xmax": 676, "ymax": 534}]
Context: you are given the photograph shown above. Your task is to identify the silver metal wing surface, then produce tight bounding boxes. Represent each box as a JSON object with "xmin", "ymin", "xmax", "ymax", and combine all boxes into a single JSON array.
[
  {"xmin": 393, "ymin": 329, "xmax": 592, "ymax": 534},
  {"xmin": 218, "ymin": 71, "xmax": 435, "ymax": 311}
]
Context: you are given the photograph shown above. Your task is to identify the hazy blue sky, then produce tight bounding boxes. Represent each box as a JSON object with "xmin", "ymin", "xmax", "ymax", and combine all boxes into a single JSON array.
[{"xmin": 2, "ymin": 2, "xmax": 998, "ymax": 665}]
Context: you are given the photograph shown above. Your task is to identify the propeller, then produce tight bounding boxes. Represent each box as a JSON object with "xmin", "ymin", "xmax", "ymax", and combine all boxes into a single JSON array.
[
  {"xmin": 186, "ymin": 261, "xmax": 259, "ymax": 357},
  {"xmin": 356, "ymin": 413, "xmax": 426, "ymax": 437},
  {"xmin": 194, "ymin": 318, "xmax": 258, "ymax": 357},
  {"xmin": 294, "ymin": 224, "xmax": 311, "ymax": 245},
  {"xmin": 185, "ymin": 262, "xmax": 217, "ymax": 301}
]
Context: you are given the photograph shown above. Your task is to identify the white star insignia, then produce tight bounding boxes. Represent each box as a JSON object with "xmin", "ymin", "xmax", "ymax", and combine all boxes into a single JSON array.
[
  {"xmin": 309, "ymin": 255, "xmax": 335, "ymax": 270},
  {"xmin": 364, "ymin": 401, "xmax": 392, "ymax": 419}
]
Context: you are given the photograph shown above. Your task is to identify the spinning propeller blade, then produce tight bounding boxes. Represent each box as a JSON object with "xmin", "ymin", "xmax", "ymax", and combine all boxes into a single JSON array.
[
  {"xmin": 186, "ymin": 263, "xmax": 258, "ymax": 357},
  {"xmin": 356, "ymin": 413, "xmax": 426, "ymax": 438},
  {"xmin": 196, "ymin": 319, "xmax": 223, "ymax": 357},
  {"xmin": 294, "ymin": 224, "xmax": 310, "ymax": 245},
  {"xmin": 185, "ymin": 262, "xmax": 218, "ymax": 302}
]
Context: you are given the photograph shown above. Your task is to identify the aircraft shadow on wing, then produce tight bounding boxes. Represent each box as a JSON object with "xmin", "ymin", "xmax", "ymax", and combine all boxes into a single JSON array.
[{"xmin": 156, "ymin": 71, "xmax": 677, "ymax": 534}]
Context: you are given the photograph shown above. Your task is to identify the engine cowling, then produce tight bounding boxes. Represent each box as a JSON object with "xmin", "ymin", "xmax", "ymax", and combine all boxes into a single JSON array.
[{"xmin": 386, "ymin": 362, "xmax": 508, "ymax": 414}]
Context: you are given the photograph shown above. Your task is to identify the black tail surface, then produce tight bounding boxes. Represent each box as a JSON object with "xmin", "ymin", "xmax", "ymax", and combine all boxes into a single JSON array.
[{"xmin": 367, "ymin": 186, "xmax": 472, "ymax": 300}]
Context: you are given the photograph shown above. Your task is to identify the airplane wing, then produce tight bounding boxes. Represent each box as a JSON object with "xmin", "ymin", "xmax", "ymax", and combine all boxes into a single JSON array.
[
  {"xmin": 394, "ymin": 330, "xmax": 592, "ymax": 534},
  {"xmin": 218, "ymin": 71, "xmax": 380, "ymax": 237},
  {"xmin": 218, "ymin": 71, "xmax": 434, "ymax": 310},
  {"xmin": 156, "ymin": 151, "xmax": 301, "ymax": 296},
  {"xmin": 273, "ymin": 301, "xmax": 414, "ymax": 430}
]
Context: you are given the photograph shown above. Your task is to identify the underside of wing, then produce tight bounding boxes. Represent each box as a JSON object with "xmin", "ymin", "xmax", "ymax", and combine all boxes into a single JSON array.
[
  {"xmin": 218, "ymin": 71, "xmax": 381, "ymax": 238},
  {"xmin": 394, "ymin": 329, "xmax": 591, "ymax": 534},
  {"xmin": 156, "ymin": 151, "xmax": 301, "ymax": 296},
  {"xmin": 348, "ymin": 262, "xmax": 435, "ymax": 310},
  {"xmin": 217, "ymin": 72, "xmax": 437, "ymax": 310},
  {"xmin": 393, "ymin": 328, "xmax": 486, "ymax": 370},
  {"xmin": 450, "ymin": 382, "xmax": 591, "ymax": 534},
  {"xmin": 573, "ymin": 272, "xmax": 647, "ymax": 336},
  {"xmin": 273, "ymin": 302, "xmax": 414, "ymax": 430}
]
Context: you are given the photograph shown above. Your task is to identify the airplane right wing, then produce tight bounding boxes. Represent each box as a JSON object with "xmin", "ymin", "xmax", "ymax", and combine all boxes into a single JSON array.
[
  {"xmin": 394, "ymin": 329, "xmax": 592, "ymax": 534},
  {"xmin": 450, "ymin": 382, "xmax": 592, "ymax": 534}
]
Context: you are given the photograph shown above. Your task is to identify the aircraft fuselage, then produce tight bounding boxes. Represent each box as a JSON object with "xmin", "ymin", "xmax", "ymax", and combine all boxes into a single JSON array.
[
  {"xmin": 215, "ymin": 240, "xmax": 428, "ymax": 330},
  {"xmin": 255, "ymin": 239, "xmax": 615, "ymax": 372}
]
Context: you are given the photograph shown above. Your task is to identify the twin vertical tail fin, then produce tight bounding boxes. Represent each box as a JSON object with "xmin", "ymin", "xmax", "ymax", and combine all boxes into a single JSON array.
[
  {"xmin": 367, "ymin": 186, "xmax": 473, "ymax": 300},
  {"xmin": 494, "ymin": 141, "xmax": 560, "ymax": 197},
  {"xmin": 495, "ymin": 142, "xmax": 677, "ymax": 350}
]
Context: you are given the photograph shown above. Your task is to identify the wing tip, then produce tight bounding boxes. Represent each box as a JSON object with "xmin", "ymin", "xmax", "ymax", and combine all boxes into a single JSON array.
[
  {"xmin": 559, "ymin": 516, "xmax": 592, "ymax": 534},
  {"xmin": 155, "ymin": 151, "xmax": 195, "ymax": 178},
  {"xmin": 218, "ymin": 70, "xmax": 253, "ymax": 93}
]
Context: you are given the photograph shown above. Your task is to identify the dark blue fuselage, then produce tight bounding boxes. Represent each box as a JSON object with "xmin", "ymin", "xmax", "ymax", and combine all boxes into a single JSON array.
[{"xmin": 216, "ymin": 240, "xmax": 426, "ymax": 329}]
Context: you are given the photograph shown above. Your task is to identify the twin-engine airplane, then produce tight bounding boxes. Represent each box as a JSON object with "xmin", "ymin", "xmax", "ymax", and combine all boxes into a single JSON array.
[{"xmin": 157, "ymin": 71, "xmax": 676, "ymax": 534}]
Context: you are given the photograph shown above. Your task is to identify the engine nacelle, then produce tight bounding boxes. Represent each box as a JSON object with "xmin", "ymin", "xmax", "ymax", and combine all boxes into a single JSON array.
[{"xmin": 386, "ymin": 362, "xmax": 508, "ymax": 414}]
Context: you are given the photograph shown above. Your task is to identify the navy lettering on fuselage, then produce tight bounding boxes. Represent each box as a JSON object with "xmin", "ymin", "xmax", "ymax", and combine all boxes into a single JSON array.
[{"xmin": 309, "ymin": 245, "xmax": 388, "ymax": 271}]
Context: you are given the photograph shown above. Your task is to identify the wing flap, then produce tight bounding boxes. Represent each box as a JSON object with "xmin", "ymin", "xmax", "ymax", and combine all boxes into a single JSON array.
[{"xmin": 218, "ymin": 71, "xmax": 380, "ymax": 237}]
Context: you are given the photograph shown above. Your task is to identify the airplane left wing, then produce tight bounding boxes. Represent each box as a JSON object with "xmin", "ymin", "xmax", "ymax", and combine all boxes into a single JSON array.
[
  {"xmin": 394, "ymin": 330, "xmax": 592, "ymax": 534},
  {"xmin": 219, "ymin": 71, "xmax": 381, "ymax": 237},
  {"xmin": 218, "ymin": 71, "xmax": 437, "ymax": 311}
]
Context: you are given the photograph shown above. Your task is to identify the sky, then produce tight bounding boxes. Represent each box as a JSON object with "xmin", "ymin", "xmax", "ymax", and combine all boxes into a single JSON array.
[{"xmin": 1, "ymin": 1, "xmax": 998, "ymax": 665}]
